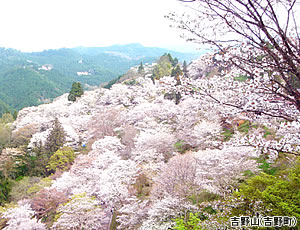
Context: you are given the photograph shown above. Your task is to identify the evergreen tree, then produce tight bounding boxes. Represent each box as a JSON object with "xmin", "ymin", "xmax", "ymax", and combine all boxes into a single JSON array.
[
  {"xmin": 68, "ymin": 82, "xmax": 84, "ymax": 102},
  {"xmin": 138, "ymin": 62, "xmax": 144, "ymax": 74},
  {"xmin": 172, "ymin": 57, "xmax": 179, "ymax": 67},
  {"xmin": 12, "ymin": 110, "xmax": 18, "ymax": 120},
  {"xmin": 44, "ymin": 118, "xmax": 65, "ymax": 155},
  {"xmin": 167, "ymin": 53, "xmax": 173, "ymax": 63},
  {"xmin": 171, "ymin": 65, "xmax": 183, "ymax": 77}
]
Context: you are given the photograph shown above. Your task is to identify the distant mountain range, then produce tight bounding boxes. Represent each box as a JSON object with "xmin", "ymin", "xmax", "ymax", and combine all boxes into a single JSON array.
[{"xmin": 0, "ymin": 44, "xmax": 203, "ymax": 115}]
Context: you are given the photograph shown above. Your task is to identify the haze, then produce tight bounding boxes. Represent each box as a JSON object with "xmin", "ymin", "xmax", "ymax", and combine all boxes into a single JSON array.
[{"xmin": 0, "ymin": 0, "xmax": 198, "ymax": 52}]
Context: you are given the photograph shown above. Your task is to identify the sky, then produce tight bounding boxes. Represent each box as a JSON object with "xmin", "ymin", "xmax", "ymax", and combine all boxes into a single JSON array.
[{"xmin": 0, "ymin": 0, "xmax": 199, "ymax": 53}]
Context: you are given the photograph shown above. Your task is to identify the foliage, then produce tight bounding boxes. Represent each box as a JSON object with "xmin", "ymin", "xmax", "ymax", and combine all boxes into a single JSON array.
[
  {"xmin": 124, "ymin": 79, "xmax": 137, "ymax": 86},
  {"xmin": 235, "ymin": 157, "xmax": 300, "ymax": 218},
  {"xmin": 220, "ymin": 128, "xmax": 234, "ymax": 142},
  {"xmin": 0, "ymin": 113, "xmax": 14, "ymax": 151},
  {"xmin": 233, "ymin": 75, "xmax": 249, "ymax": 82},
  {"xmin": 188, "ymin": 190, "xmax": 220, "ymax": 206},
  {"xmin": 26, "ymin": 177, "xmax": 52, "ymax": 196},
  {"xmin": 103, "ymin": 74, "xmax": 123, "ymax": 89},
  {"xmin": 44, "ymin": 118, "xmax": 65, "ymax": 155},
  {"xmin": 153, "ymin": 54, "xmax": 173, "ymax": 79},
  {"xmin": 46, "ymin": 146, "xmax": 75, "ymax": 173},
  {"xmin": 0, "ymin": 45, "xmax": 198, "ymax": 116},
  {"xmin": 171, "ymin": 65, "xmax": 183, "ymax": 77},
  {"xmin": 68, "ymin": 82, "xmax": 84, "ymax": 102},
  {"xmin": 237, "ymin": 120, "xmax": 250, "ymax": 134},
  {"xmin": 0, "ymin": 176, "xmax": 12, "ymax": 206},
  {"xmin": 15, "ymin": 147, "xmax": 49, "ymax": 177},
  {"xmin": 9, "ymin": 176, "xmax": 41, "ymax": 202},
  {"xmin": 173, "ymin": 212, "xmax": 202, "ymax": 230},
  {"xmin": 263, "ymin": 126, "xmax": 275, "ymax": 139},
  {"xmin": 257, "ymin": 159, "xmax": 278, "ymax": 175},
  {"xmin": 138, "ymin": 62, "xmax": 144, "ymax": 73},
  {"xmin": 174, "ymin": 140, "xmax": 192, "ymax": 154}
]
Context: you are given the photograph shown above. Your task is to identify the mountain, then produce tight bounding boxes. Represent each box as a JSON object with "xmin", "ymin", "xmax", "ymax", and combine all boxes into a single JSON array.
[
  {"xmin": 0, "ymin": 44, "xmax": 203, "ymax": 115},
  {"xmin": 72, "ymin": 43, "xmax": 202, "ymax": 61}
]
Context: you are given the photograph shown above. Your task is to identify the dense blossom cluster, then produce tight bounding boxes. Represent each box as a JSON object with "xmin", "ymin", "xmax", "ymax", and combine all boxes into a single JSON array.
[
  {"xmin": 2, "ymin": 201, "xmax": 46, "ymax": 230},
  {"xmin": 3, "ymin": 49, "xmax": 299, "ymax": 229}
]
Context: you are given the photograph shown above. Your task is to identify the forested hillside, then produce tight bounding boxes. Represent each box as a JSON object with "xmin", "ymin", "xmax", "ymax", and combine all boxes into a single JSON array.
[
  {"xmin": 0, "ymin": 45, "xmax": 200, "ymax": 115},
  {"xmin": 0, "ymin": 50, "xmax": 298, "ymax": 229}
]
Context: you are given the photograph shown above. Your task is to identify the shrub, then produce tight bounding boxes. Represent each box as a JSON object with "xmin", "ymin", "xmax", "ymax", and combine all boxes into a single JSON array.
[
  {"xmin": 26, "ymin": 177, "xmax": 52, "ymax": 196},
  {"xmin": 237, "ymin": 120, "xmax": 250, "ymax": 134},
  {"xmin": 220, "ymin": 128, "xmax": 234, "ymax": 141},
  {"xmin": 174, "ymin": 140, "xmax": 193, "ymax": 154}
]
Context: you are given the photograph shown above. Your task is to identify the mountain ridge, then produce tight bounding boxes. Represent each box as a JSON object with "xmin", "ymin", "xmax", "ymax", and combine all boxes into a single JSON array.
[{"xmin": 0, "ymin": 44, "xmax": 203, "ymax": 115}]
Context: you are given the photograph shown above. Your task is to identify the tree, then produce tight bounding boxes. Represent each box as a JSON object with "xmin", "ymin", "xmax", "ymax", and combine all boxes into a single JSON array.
[
  {"xmin": 169, "ymin": 0, "xmax": 300, "ymax": 118},
  {"xmin": 46, "ymin": 146, "xmax": 75, "ymax": 174},
  {"xmin": 12, "ymin": 110, "xmax": 18, "ymax": 120},
  {"xmin": 235, "ymin": 156, "xmax": 300, "ymax": 218},
  {"xmin": 183, "ymin": 60, "xmax": 188, "ymax": 77},
  {"xmin": 44, "ymin": 118, "xmax": 65, "ymax": 155},
  {"xmin": 171, "ymin": 65, "xmax": 183, "ymax": 77},
  {"xmin": 68, "ymin": 82, "xmax": 83, "ymax": 102},
  {"xmin": 138, "ymin": 62, "xmax": 144, "ymax": 73}
]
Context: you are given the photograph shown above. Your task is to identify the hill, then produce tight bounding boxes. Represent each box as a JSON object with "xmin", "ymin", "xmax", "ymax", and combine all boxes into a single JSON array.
[
  {"xmin": 0, "ymin": 44, "xmax": 202, "ymax": 115},
  {"xmin": 0, "ymin": 51, "xmax": 298, "ymax": 229}
]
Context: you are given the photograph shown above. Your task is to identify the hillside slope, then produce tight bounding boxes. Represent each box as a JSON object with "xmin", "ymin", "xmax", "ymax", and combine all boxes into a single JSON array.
[
  {"xmin": 3, "ymin": 52, "xmax": 299, "ymax": 229},
  {"xmin": 0, "ymin": 44, "xmax": 201, "ymax": 116}
]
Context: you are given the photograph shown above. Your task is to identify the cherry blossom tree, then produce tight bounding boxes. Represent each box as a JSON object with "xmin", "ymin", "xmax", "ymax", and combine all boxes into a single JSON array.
[
  {"xmin": 169, "ymin": 0, "xmax": 300, "ymax": 119},
  {"xmin": 1, "ymin": 200, "xmax": 46, "ymax": 230}
]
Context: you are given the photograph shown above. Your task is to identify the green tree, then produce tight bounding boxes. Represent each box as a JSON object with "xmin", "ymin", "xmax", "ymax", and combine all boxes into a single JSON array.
[
  {"xmin": 235, "ymin": 157, "xmax": 300, "ymax": 218},
  {"xmin": 46, "ymin": 146, "xmax": 75, "ymax": 174},
  {"xmin": 183, "ymin": 60, "xmax": 188, "ymax": 76},
  {"xmin": 68, "ymin": 82, "xmax": 84, "ymax": 102},
  {"xmin": 44, "ymin": 118, "xmax": 66, "ymax": 155},
  {"xmin": 12, "ymin": 110, "xmax": 18, "ymax": 120},
  {"xmin": 174, "ymin": 212, "xmax": 202, "ymax": 230},
  {"xmin": 152, "ymin": 54, "xmax": 173, "ymax": 80},
  {"xmin": 0, "ymin": 175, "xmax": 12, "ymax": 206},
  {"xmin": 138, "ymin": 62, "xmax": 144, "ymax": 74},
  {"xmin": 171, "ymin": 65, "xmax": 183, "ymax": 77}
]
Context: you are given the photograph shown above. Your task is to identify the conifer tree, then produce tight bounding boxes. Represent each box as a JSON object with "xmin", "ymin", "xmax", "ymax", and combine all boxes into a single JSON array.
[
  {"xmin": 138, "ymin": 62, "xmax": 144, "ymax": 74},
  {"xmin": 44, "ymin": 118, "xmax": 65, "ymax": 156},
  {"xmin": 68, "ymin": 82, "xmax": 84, "ymax": 102}
]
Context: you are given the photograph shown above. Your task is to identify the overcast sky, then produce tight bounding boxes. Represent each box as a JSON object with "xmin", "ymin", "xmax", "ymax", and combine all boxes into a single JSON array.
[{"xmin": 0, "ymin": 0, "xmax": 199, "ymax": 52}]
